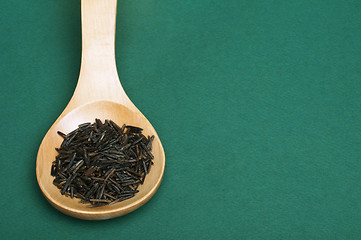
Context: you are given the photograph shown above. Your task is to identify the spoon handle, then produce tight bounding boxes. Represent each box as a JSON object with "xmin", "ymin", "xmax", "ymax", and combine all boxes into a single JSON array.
[
  {"xmin": 71, "ymin": 0, "xmax": 128, "ymax": 107},
  {"xmin": 81, "ymin": 0, "xmax": 116, "ymax": 68}
]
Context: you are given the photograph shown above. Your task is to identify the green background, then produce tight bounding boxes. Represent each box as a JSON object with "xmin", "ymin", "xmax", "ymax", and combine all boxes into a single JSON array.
[{"xmin": 1, "ymin": 0, "xmax": 360, "ymax": 239}]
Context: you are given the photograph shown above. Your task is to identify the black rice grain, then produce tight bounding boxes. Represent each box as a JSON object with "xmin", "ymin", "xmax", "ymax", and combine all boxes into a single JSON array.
[{"xmin": 51, "ymin": 119, "xmax": 154, "ymax": 207}]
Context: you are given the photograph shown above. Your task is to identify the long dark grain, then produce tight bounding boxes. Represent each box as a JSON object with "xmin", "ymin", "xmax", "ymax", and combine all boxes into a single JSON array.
[{"xmin": 51, "ymin": 119, "xmax": 154, "ymax": 207}]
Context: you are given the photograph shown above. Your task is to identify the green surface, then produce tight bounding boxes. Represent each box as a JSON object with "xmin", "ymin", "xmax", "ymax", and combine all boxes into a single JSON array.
[{"xmin": 1, "ymin": 0, "xmax": 361, "ymax": 239}]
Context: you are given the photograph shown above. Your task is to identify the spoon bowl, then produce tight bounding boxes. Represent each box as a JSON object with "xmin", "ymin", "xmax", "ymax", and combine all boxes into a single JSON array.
[
  {"xmin": 37, "ymin": 101, "xmax": 165, "ymax": 220},
  {"xmin": 36, "ymin": 0, "xmax": 165, "ymax": 220}
]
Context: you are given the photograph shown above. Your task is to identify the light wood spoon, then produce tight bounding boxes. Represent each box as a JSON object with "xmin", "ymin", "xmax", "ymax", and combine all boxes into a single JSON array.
[{"xmin": 36, "ymin": 0, "xmax": 165, "ymax": 220}]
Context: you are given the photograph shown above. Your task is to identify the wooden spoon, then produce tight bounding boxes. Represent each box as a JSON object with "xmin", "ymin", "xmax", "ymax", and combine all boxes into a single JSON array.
[{"xmin": 36, "ymin": 0, "xmax": 165, "ymax": 220}]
